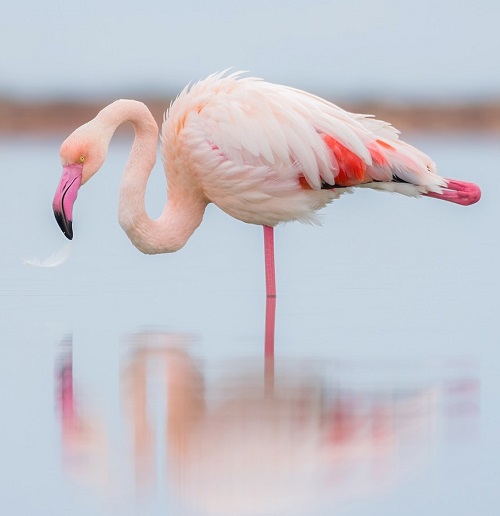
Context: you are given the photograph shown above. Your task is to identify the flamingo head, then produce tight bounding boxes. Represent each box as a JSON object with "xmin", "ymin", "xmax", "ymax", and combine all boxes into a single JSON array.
[{"xmin": 53, "ymin": 125, "xmax": 107, "ymax": 239}]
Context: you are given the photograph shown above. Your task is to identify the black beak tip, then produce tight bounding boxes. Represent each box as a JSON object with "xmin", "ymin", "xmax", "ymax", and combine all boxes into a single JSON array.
[
  {"xmin": 65, "ymin": 223, "xmax": 74, "ymax": 240},
  {"xmin": 54, "ymin": 210, "xmax": 73, "ymax": 240}
]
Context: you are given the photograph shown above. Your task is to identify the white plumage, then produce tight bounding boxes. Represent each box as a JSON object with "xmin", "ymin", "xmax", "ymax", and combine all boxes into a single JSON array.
[{"xmin": 161, "ymin": 71, "xmax": 444, "ymax": 226}]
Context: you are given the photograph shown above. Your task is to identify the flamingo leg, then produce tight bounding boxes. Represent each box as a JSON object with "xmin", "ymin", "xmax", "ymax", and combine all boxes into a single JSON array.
[
  {"xmin": 263, "ymin": 225, "xmax": 276, "ymax": 362},
  {"xmin": 264, "ymin": 346, "xmax": 275, "ymax": 397},
  {"xmin": 263, "ymin": 225, "xmax": 276, "ymax": 298}
]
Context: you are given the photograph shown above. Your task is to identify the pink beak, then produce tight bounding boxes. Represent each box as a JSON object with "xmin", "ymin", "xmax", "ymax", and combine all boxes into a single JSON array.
[{"xmin": 53, "ymin": 164, "xmax": 83, "ymax": 239}]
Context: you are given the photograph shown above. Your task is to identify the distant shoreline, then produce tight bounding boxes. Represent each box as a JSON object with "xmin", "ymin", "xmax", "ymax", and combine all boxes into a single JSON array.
[{"xmin": 1, "ymin": 98, "xmax": 499, "ymax": 135}]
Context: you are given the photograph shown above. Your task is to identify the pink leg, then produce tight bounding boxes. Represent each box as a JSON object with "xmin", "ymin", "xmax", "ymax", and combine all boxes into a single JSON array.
[
  {"xmin": 263, "ymin": 225, "xmax": 276, "ymax": 298},
  {"xmin": 264, "ymin": 288, "xmax": 276, "ymax": 395},
  {"xmin": 264, "ymin": 336, "xmax": 275, "ymax": 396},
  {"xmin": 263, "ymin": 226, "xmax": 276, "ymax": 362},
  {"xmin": 265, "ymin": 295, "xmax": 276, "ymax": 359}
]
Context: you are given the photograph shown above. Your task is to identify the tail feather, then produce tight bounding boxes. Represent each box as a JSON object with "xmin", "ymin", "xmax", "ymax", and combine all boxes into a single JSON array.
[
  {"xmin": 319, "ymin": 132, "xmax": 479, "ymax": 206},
  {"xmin": 367, "ymin": 138, "xmax": 444, "ymax": 188}
]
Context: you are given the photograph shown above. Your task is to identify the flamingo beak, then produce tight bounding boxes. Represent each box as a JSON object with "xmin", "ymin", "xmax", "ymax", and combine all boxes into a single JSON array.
[{"xmin": 53, "ymin": 164, "xmax": 83, "ymax": 240}]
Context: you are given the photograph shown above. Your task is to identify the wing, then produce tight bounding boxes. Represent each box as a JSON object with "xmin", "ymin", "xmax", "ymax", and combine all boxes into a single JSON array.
[{"xmin": 165, "ymin": 72, "xmax": 443, "ymax": 191}]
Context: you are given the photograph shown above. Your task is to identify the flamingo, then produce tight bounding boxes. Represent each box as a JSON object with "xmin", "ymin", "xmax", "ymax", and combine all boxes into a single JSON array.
[{"xmin": 53, "ymin": 71, "xmax": 481, "ymax": 299}]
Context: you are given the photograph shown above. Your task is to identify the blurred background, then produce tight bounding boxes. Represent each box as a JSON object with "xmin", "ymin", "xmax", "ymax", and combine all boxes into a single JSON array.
[
  {"xmin": 1, "ymin": 0, "xmax": 499, "ymax": 134},
  {"xmin": 0, "ymin": 1, "xmax": 499, "ymax": 515}
]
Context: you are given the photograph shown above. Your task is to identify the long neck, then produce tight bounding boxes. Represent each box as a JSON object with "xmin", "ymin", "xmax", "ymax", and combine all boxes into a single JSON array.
[{"xmin": 96, "ymin": 99, "xmax": 206, "ymax": 254}]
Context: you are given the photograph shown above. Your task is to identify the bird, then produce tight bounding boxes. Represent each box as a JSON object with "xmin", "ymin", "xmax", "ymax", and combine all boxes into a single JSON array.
[{"xmin": 53, "ymin": 71, "xmax": 481, "ymax": 298}]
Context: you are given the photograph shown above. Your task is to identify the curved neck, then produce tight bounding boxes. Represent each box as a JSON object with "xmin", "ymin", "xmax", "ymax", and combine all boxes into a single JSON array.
[{"xmin": 96, "ymin": 99, "xmax": 206, "ymax": 254}]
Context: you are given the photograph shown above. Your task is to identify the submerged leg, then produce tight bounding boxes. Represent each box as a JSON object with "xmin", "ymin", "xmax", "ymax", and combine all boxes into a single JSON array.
[
  {"xmin": 264, "ymin": 295, "xmax": 276, "ymax": 395},
  {"xmin": 265, "ymin": 295, "xmax": 276, "ymax": 358}
]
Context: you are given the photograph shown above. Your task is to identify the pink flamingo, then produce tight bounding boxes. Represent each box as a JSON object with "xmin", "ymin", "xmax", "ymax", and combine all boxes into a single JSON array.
[{"xmin": 53, "ymin": 72, "xmax": 480, "ymax": 300}]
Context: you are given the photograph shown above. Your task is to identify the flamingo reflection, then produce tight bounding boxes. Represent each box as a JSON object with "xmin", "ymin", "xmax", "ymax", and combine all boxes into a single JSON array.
[
  {"xmin": 57, "ymin": 337, "xmax": 114, "ymax": 494},
  {"xmin": 57, "ymin": 333, "xmax": 478, "ymax": 515}
]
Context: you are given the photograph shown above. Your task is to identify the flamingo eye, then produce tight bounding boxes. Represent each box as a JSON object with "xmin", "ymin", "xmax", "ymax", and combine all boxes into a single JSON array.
[{"xmin": 78, "ymin": 155, "xmax": 85, "ymax": 163}]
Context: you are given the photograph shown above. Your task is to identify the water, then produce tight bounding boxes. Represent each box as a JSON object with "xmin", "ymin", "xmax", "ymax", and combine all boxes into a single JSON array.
[{"xmin": 0, "ymin": 133, "xmax": 498, "ymax": 515}]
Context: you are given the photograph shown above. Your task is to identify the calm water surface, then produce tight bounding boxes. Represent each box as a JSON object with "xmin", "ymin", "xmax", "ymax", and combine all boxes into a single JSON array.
[{"xmin": 0, "ymin": 134, "xmax": 498, "ymax": 515}]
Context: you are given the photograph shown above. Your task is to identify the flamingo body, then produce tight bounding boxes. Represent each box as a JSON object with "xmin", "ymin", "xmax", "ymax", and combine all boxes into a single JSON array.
[
  {"xmin": 53, "ymin": 72, "xmax": 480, "ymax": 295},
  {"xmin": 160, "ymin": 72, "xmax": 466, "ymax": 227}
]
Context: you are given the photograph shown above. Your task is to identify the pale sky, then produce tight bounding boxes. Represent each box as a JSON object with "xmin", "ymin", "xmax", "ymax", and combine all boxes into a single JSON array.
[{"xmin": 1, "ymin": 0, "xmax": 499, "ymax": 100}]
